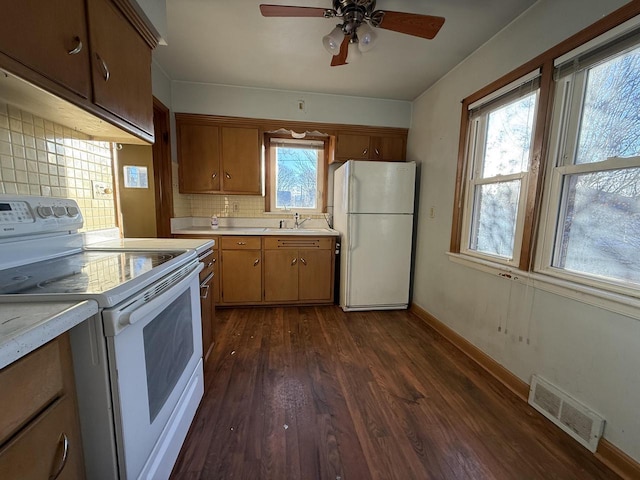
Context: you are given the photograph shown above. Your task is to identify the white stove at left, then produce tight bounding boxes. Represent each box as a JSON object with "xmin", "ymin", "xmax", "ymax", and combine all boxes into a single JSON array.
[{"xmin": 0, "ymin": 195, "xmax": 205, "ymax": 480}]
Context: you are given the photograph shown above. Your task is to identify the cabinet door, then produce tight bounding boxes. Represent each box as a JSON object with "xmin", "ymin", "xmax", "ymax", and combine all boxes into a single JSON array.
[
  {"xmin": 221, "ymin": 127, "xmax": 261, "ymax": 194},
  {"xmin": 87, "ymin": 0, "xmax": 153, "ymax": 134},
  {"xmin": 298, "ymin": 249, "xmax": 333, "ymax": 301},
  {"xmin": 221, "ymin": 250, "xmax": 262, "ymax": 303},
  {"xmin": 372, "ymin": 135, "xmax": 405, "ymax": 161},
  {"xmin": 336, "ymin": 134, "xmax": 370, "ymax": 161},
  {"xmin": 177, "ymin": 123, "xmax": 221, "ymax": 193},
  {"xmin": 0, "ymin": 396, "xmax": 85, "ymax": 480},
  {"xmin": 264, "ymin": 250, "xmax": 298, "ymax": 302},
  {"xmin": 0, "ymin": 0, "xmax": 91, "ymax": 99}
]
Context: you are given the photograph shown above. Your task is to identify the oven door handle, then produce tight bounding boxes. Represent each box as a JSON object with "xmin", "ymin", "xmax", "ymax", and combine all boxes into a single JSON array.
[{"xmin": 119, "ymin": 264, "xmax": 202, "ymax": 329}]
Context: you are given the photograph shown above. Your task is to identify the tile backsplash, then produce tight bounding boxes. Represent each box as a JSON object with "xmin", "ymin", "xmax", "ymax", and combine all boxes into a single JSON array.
[{"xmin": 0, "ymin": 102, "xmax": 116, "ymax": 231}]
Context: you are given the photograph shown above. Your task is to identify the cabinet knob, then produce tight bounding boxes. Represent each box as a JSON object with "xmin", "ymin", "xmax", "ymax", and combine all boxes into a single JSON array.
[
  {"xmin": 237, "ymin": 241, "xmax": 246, "ymax": 245},
  {"xmin": 362, "ymin": 148, "xmax": 368, "ymax": 156},
  {"xmin": 96, "ymin": 53, "xmax": 110, "ymax": 82},
  {"xmin": 253, "ymin": 258, "xmax": 260, "ymax": 266},
  {"xmin": 374, "ymin": 148, "xmax": 380, "ymax": 157},
  {"xmin": 49, "ymin": 432, "xmax": 69, "ymax": 480},
  {"xmin": 67, "ymin": 36, "xmax": 83, "ymax": 55},
  {"xmin": 225, "ymin": 172, "xmax": 231, "ymax": 179},
  {"xmin": 291, "ymin": 258, "xmax": 297, "ymax": 266},
  {"xmin": 300, "ymin": 257, "xmax": 307, "ymax": 266},
  {"xmin": 212, "ymin": 172, "xmax": 217, "ymax": 179}
]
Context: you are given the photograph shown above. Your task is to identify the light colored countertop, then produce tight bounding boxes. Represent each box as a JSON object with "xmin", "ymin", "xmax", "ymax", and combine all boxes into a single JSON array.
[
  {"xmin": 0, "ymin": 300, "xmax": 99, "ymax": 370},
  {"xmin": 87, "ymin": 237, "xmax": 216, "ymax": 254},
  {"xmin": 173, "ymin": 226, "xmax": 339, "ymax": 237}
]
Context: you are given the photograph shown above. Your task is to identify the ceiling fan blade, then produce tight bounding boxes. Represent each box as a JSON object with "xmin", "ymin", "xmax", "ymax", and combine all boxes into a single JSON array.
[
  {"xmin": 375, "ymin": 11, "xmax": 445, "ymax": 39},
  {"xmin": 260, "ymin": 4, "xmax": 331, "ymax": 18},
  {"xmin": 331, "ymin": 35, "xmax": 350, "ymax": 67}
]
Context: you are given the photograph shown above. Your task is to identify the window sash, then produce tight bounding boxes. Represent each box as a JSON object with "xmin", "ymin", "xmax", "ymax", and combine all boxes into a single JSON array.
[
  {"xmin": 266, "ymin": 136, "xmax": 327, "ymax": 213},
  {"xmin": 537, "ymin": 39, "xmax": 640, "ymax": 295}
]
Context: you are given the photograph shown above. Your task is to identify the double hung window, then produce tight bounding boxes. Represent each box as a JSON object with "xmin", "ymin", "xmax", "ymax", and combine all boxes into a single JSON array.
[
  {"xmin": 265, "ymin": 136, "xmax": 327, "ymax": 213},
  {"xmin": 539, "ymin": 34, "xmax": 640, "ymax": 292},
  {"xmin": 461, "ymin": 74, "xmax": 540, "ymax": 265}
]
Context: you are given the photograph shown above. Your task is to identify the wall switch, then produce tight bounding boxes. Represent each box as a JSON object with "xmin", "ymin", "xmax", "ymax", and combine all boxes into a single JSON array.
[
  {"xmin": 297, "ymin": 99, "xmax": 306, "ymax": 112},
  {"xmin": 92, "ymin": 180, "xmax": 113, "ymax": 199},
  {"xmin": 429, "ymin": 206, "xmax": 436, "ymax": 218},
  {"xmin": 232, "ymin": 201, "xmax": 239, "ymax": 213}
]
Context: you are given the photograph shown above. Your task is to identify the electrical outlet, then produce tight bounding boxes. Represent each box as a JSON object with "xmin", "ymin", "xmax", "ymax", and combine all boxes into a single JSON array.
[
  {"xmin": 232, "ymin": 202, "xmax": 239, "ymax": 213},
  {"xmin": 92, "ymin": 181, "xmax": 113, "ymax": 198},
  {"xmin": 429, "ymin": 206, "xmax": 435, "ymax": 218}
]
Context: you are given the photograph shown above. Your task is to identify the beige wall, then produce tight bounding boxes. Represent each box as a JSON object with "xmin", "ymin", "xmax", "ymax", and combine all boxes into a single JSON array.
[
  {"xmin": 408, "ymin": 0, "xmax": 638, "ymax": 462},
  {"xmin": 0, "ymin": 101, "xmax": 116, "ymax": 231}
]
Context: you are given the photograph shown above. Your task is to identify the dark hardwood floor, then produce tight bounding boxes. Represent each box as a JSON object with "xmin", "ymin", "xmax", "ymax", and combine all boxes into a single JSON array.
[{"xmin": 171, "ymin": 306, "xmax": 619, "ymax": 480}]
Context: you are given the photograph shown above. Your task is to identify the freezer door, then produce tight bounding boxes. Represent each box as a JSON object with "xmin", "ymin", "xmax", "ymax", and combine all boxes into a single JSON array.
[
  {"xmin": 341, "ymin": 213, "xmax": 413, "ymax": 310},
  {"xmin": 349, "ymin": 161, "xmax": 416, "ymax": 214}
]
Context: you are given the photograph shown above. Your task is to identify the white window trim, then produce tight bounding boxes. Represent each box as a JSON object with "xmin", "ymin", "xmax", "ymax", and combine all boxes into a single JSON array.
[
  {"xmin": 535, "ymin": 47, "xmax": 640, "ymax": 299},
  {"xmin": 267, "ymin": 137, "xmax": 326, "ymax": 213},
  {"xmin": 459, "ymin": 76, "xmax": 539, "ymax": 267}
]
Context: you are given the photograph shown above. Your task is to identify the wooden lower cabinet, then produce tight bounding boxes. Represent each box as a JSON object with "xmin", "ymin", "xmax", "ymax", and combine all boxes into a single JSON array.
[
  {"xmin": 198, "ymin": 248, "xmax": 215, "ymax": 362},
  {"xmin": 0, "ymin": 334, "xmax": 85, "ymax": 480},
  {"xmin": 263, "ymin": 237, "xmax": 335, "ymax": 304},
  {"xmin": 298, "ymin": 249, "xmax": 333, "ymax": 301},
  {"xmin": 221, "ymin": 249, "xmax": 262, "ymax": 304}
]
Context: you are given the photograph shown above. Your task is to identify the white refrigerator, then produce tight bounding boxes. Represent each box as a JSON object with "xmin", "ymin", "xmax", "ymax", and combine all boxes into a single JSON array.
[{"xmin": 333, "ymin": 160, "xmax": 416, "ymax": 311}]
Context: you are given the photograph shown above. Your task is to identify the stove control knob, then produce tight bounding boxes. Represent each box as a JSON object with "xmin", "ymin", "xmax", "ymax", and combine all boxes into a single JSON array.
[
  {"xmin": 66, "ymin": 206, "xmax": 80, "ymax": 217},
  {"xmin": 37, "ymin": 206, "xmax": 53, "ymax": 218},
  {"xmin": 52, "ymin": 206, "xmax": 67, "ymax": 218}
]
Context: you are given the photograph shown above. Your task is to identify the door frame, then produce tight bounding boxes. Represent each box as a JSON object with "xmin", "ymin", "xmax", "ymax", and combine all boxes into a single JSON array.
[{"xmin": 152, "ymin": 97, "xmax": 173, "ymax": 237}]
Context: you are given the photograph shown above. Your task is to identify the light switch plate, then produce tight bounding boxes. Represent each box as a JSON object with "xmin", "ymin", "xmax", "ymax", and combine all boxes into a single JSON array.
[{"xmin": 92, "ymin": 180, "xmax": 113, "ymax": 199}]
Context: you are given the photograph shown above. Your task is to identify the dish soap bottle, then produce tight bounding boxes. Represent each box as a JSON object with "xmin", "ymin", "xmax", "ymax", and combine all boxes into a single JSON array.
[{"xmin": 210, "ymin": 215, "xmax": 219, "ymax": 229}]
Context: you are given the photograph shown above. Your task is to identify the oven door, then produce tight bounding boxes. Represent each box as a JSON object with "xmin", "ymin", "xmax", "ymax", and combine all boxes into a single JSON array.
[{"xmin": 102, "ymin": 264, "xmax": 204, "ymax": 480}]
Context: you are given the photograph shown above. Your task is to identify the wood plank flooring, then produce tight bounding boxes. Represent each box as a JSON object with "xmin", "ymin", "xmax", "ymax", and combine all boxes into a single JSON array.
[{"xmin": 171, "ymin": 306, "xmax": 619, "ymax": 480}]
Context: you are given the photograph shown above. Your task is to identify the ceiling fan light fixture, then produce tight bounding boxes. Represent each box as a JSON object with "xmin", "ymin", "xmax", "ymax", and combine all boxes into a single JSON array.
[
  {"xmin": 322, "ymin": 25, "xmax": 344, "ymax": 55},
  {"xmin": 347, "ymin": 37, "xmax": 362, "ymax": 63},
  {"xmin": 357, "ymin": 22, "xmax": 377, "ymax": 52}
]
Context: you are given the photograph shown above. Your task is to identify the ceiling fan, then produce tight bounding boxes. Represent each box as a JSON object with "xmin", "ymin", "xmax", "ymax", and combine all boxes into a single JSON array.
[{"xmin": 260, "ymin": 0, "xmax": 445, "ymax": 67}]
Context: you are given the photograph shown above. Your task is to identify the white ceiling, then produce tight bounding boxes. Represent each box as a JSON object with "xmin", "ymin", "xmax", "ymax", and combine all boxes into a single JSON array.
[{"xmin": 153, "ymin": 0, "xmax": 537, "ymax": 101}]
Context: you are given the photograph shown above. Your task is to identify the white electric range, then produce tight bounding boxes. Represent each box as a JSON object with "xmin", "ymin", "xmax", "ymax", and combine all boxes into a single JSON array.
[{"xmin": 0, "ymin": 195, "xmax": 211, "ymax": 480}]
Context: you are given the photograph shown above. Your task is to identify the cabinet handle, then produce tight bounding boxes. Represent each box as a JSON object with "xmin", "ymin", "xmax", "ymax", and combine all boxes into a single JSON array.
[
  {"xmin": 237, "ymin": 241, "xmax": 246, "ymax": 245},
  {"xmin": 374, "ymin": 148, "xmax": 380, "ymax": 157},
  {"xmin": 67, "ymin": 36, "xmax": 83, "ymax": 55},
  {"xmin": 362, "ymin": 148, "xmax": 368, "ymax": 156},
  {"xmin": 300, "ymin": 257, "xmax": 307, "ymax": 266},
  {"xmin": 49, "ymin": 432, "xmax": 69, "ymax": 480},
  {"xmin": 206, "ymin": 261, "xmax": 213, "ymax": 268},
  {"xmin": 212, "ymin": 258, "xmax": 216, "ymax": 263},
  {"xmin": 96, "ymin": 53, "xmax": 110, "ymax": 82},
  {"xmin": 253, "ymin": 258, "xmax": 260, "ymax": 266},
  {"xmin": 200, "ymin": 272, "xmax": 214, "ymax": 298},
  {"xmin": 225, "ymin": 172, "xmax": 231, "ymax": 179},
  {"xmin": 291, "ymin": 258, "xmax": 297, "ymax": 266},
  {"xmin": 212, "ymin": 172, "xmax": 217, "ymax": 179}
]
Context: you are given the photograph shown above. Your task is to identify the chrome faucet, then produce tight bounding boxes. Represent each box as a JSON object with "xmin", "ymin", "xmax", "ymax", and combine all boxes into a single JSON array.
[{"xmin": 293, "ymin": 212, "xmax": 310, "ymax": 229}]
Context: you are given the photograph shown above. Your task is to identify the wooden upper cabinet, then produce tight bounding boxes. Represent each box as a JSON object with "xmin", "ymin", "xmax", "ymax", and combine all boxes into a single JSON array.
[
  {"xmin": 371, "ymin": 135, "xmax": 406, "ymax": 161},
  {"xmin": 86, "ymin": 0, "xmax": 154, "ymax": 135},
  {"xmin": 220, "ymin": 127, "xmax": 261, "ymax": 194},
  {"xmin": 178, "ymin": 122, "xmax": 221, "ymax": 193},
  {"xmin": 176, "ymin": 115, "xmax": 262, "ymax": 195},
  {"xmin": 335, "ymin": 133, "xmax": 371, "ymax": 161},
  {"xmin": 335, "ymin": 132, "xmax": 407, "ymax": 162},
  {"xmin": 0, "ymin": 0, "xmax": 91, "ymax": 98}
]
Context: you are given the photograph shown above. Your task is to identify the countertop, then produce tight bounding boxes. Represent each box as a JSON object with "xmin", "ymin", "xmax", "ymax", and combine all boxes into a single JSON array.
[
  {"xmin": 87, "ymin": 237, "xmax": 216, "ymax": 254},
  {"xmin": 0, "ymin": 300, "xmax": 99, "ymax": 370},
  {"xmin": 173, "ymin": 226, "xmax": 339, "ymax": 237}
]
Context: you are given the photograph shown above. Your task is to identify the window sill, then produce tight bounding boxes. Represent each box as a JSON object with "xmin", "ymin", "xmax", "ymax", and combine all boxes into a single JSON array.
[{"xmin": 446, "ymin": 252, "xmax": 640, "ymax": 321}]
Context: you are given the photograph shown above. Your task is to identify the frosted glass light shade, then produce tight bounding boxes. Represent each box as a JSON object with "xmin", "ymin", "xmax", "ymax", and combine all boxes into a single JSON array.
[
  {"xmin": 322, "ymin": 26, "xmax": 344, "ymax": 55},
  {"xmin": 357, "ymin": 23, "xmax": 377, "ymax": 52},
  {"xmin": 347, "ymin": 40, "xmax": 362, "ymax": 63}
]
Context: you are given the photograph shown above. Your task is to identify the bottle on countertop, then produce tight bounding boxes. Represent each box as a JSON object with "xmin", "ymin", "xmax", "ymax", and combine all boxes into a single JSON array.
[{"xmin": 211, "ymin": 215, "xmax": 219, "ymax": 229}]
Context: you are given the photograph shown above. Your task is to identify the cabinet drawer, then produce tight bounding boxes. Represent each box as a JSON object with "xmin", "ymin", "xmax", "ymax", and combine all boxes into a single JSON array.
[
  {"xmin": 0, "ymin": 338, "xmax": 65, "ymax": 445},
  {"xmin": 221, "ymin": 236, "xmax": 261, "ymax": 250},
  {"xmin": 264, "ymin": 237, "xmax": 333, "ymax": 250},
  {"xmin": 198, "ymin": 249, "xmax": 216, "ymax": 280},
  {"xmin": 0, "ymin": 396, "xmax": 84, "ymax": 480}
]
